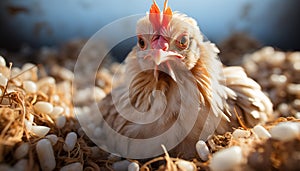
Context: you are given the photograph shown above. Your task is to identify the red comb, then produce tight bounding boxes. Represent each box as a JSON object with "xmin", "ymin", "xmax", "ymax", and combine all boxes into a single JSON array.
[
  {"xmin": 149, "ymin": 0, "xmax": 161, "ymax": 31},
  {"xmin": 162, "ymin": 0, "xmax": 172, "ymax": 29},
  {"xmin": 149, "ymin": 0, "xmax": 173, "ymax": 32}
]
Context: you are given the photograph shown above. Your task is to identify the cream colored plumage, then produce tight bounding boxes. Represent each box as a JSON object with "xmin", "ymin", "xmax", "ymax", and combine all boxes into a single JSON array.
[{"xmin": 97, "ymin": 2, "xmax": 273, "ymax": 159}]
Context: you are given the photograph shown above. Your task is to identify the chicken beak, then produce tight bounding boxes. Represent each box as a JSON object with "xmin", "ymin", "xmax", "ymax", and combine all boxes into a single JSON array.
[
  {"xmin": 153, "ymin": 50, "xmax": 173, "ymax": 65},
  {"xmin": 150, "ymin": 35, "xmax": 184, "ymax": 65},
  {"xmin": 151, "ymin": 49, "xmax": 184, "ymax": 82}
]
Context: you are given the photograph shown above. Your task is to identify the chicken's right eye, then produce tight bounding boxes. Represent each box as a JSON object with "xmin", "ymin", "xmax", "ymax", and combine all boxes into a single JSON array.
[{"xmin": 138, "ymin": 37, "xmax": 146, "ymax": 50}]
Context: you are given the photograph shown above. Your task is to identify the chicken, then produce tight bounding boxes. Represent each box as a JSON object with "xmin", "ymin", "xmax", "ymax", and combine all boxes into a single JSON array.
[{"xmin": 95, "ymin": 0, "xmax": 273, "ymax": 159}]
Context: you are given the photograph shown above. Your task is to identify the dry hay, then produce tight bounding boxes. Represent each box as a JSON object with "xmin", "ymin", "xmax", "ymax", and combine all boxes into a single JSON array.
[{"xmin": 0, "ymin": 60, "xmax": 107, "ymax": 170}]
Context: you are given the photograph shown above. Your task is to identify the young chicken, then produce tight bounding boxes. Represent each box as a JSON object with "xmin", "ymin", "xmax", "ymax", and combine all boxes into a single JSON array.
[{"xmin": 97, "ymin": 0, "xmax": 273, "ymax": 159}]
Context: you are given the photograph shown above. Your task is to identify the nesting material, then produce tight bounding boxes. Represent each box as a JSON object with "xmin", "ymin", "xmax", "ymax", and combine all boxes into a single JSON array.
[
  {"xmin": 60, "ymin": 162, "xmax": 83, "ymax": 171},
  {"xmin": 140, "ymin": 145, "xmax": 198, "ymax": 171},
  {"xmin": 232, "ymin": 129, "xmax": 251, "ymax": 139},
  {"xmin": 0, "ymin": 47, "xmax": 105, "ymax": 170},
  {"xmin": 246, "ymin": 120, "xmax": 300, "ymax": 170},
  {"xmin": 0, "ymin": 56, "xmax": 79, "ymax": 170},
  {"xmin": 36, "ymin": 139, "xmax": 56, "ymax": 171}
]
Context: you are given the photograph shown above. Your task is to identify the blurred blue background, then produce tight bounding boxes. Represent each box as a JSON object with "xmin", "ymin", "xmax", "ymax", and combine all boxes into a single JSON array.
[{"xmin": 0, "ymin": 0, "xmax": 299, "ymax": 51}]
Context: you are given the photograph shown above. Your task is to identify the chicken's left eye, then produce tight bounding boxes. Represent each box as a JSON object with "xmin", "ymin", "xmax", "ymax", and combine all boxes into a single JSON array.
[{"xmin": 176, "ymin": 34, "xmax": 189, "ymax": 50}]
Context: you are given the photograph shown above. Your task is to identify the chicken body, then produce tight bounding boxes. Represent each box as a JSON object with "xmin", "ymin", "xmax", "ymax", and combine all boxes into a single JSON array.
[{"xmin": 97, "ymin": 1, "xmax": 273, "ymax": 159}]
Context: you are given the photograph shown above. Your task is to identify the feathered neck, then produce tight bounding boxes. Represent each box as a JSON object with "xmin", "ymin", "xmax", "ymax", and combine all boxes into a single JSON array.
[
  {"xmin": 190, "ymin": 43, "xmax": 216, "ymax": 106},
  {"xmin": 128, "ymin": 70, "xmax": 173, "ymax": 112},
  {"xmin": 191, "ymin": 42, "xmax": 227, "ymax": 117}
]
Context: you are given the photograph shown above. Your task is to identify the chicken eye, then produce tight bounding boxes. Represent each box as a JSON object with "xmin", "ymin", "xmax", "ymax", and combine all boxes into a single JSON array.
[
  {"xmin": 138, "ymin": 36, "xmax": 146, "ymax": 50},
  {"xmin": 176, "ymin": 34, "xmax": 189, "ymax": 50}
]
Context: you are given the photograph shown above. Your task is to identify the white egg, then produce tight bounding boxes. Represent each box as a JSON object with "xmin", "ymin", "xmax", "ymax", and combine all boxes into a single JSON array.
[
  {"xmin": 31, "ymin": 125, "xmax": 50, "ymax": 138},
  {"xmin": 270, "ymin": 122, "xmax": 299, "ymax": 141},
  {"xmin": 55, "ymin": 115, "xmax": 66, "ymax": 129},
  {"xmin": 36, "ymin": 139, "xmax": 56, "ymax": 171},
  {"xmin": 23, "ymin": 80, "xmax": 37, "ymax": 93},
  {"xmin": 50, "ymin": 106, "xmax": 64, "ymax": 117},
  {"xmin": 45, "ymin": 134, "xmax": 58, "ymax": 146},
  {"xmin": 34, "ymin": 101, "xmax": 54, "ymax": 114},
  {"xmin": 0, "ymin": 56, "xmax": 6, "ymax": 67},
  {"xmin": 176, "ymin": 160, "xmax": 196, "ymax": 171},
  {"xmin": 128, "ymin": 162, "xmax": 139, "ymax": 171},
  {"xmin": 112, "ymin": 160, "xmax": 130, "ymax": 171},
  {"xmin": 0, "ymin": 73, "xmax": 8, "ymax": 87},
  {"xmin": 253, "ymin": 125, "xmax": 271, "ymax": 139},
  {"xmin": 196, "ymin": 140, "xmax": 209, "ymax": 161},
  {"xmin": 209, "ymin": 146, "xmax": 243, "ymax": 171},
  {"xmin": 14, "ymin": 143, "xmax": 30, "ymax": 160},
  {"xmin": 63, "ymin": 132, "xmax": 77, "ymax": 152}
]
